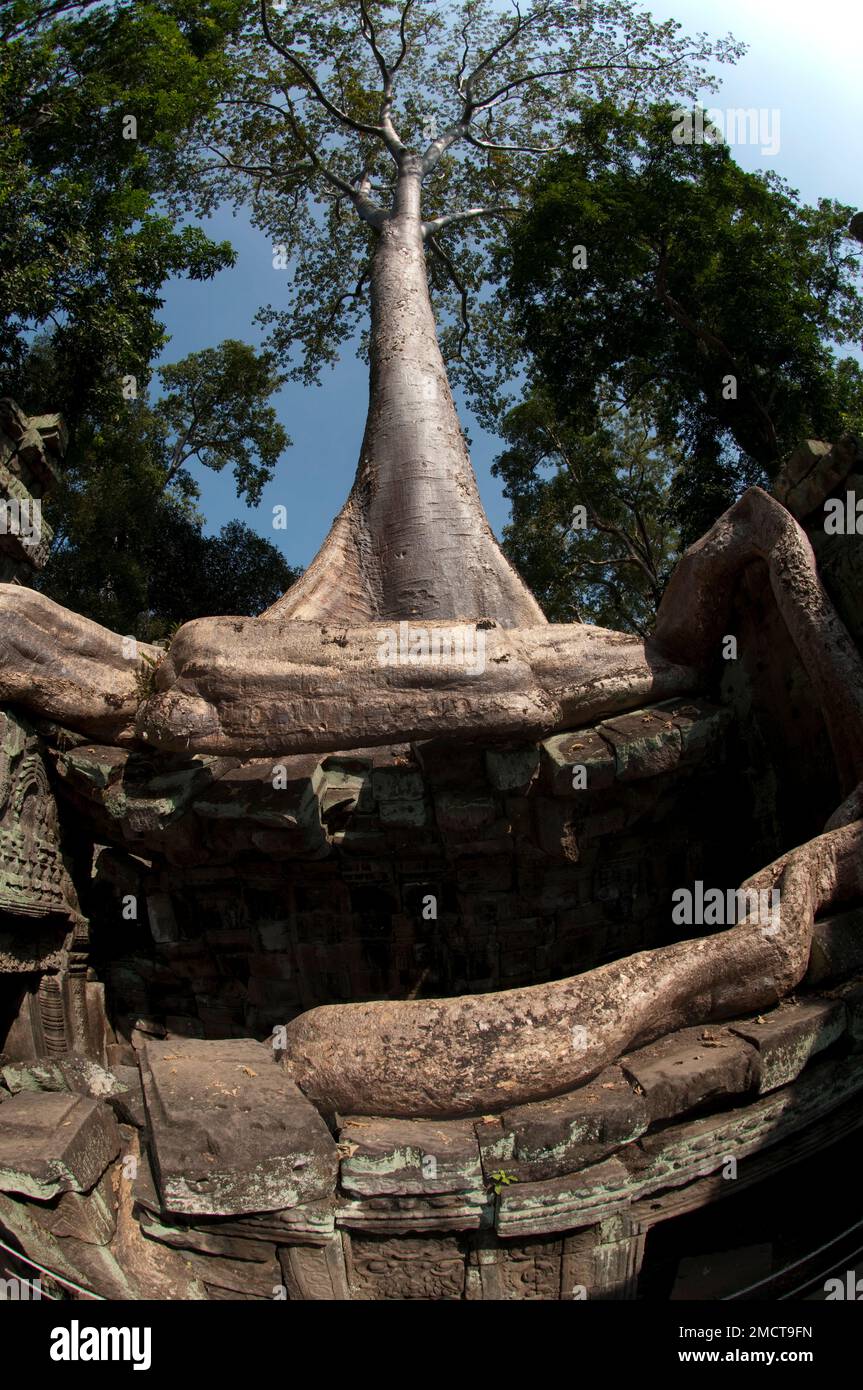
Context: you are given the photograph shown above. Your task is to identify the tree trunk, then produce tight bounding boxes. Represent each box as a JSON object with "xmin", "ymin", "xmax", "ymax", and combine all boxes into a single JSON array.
[{"xmin": 265, "ymin": 159, "xmax": 546, "ymax": 628}]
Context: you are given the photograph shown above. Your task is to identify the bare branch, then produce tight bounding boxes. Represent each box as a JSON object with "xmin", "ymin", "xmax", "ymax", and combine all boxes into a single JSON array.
[
  {"xmin": 202, "ymin": 143, "xmax": 310, "ymax": 181},
  {"xmin": 259, "ymin": 0, "xmax": 401, "ymax": 159},
  {"xmin": 357, "ymin": 0, "xmax": 390, "ymax": 86},
  {"xmin": 422, "ymin": 3, "xmax": 552, "ymax": 174},
  {"xmin": 277, "ymin": 89, "xmax": 388, "ymax": 229},
  {"xmin": 422, "ymin": 204, "xmax": 518, "ymax": 238},
  {"xmin": 421, "ymin": 119, "xmax": 468, "ymax": 175},
  {"xmin": 356, "ymin": 0, "xmax": 407, "ymax": 155},
  {"xmin": 465, "ymin": 130, "xmax": 562, "ymax": 156},
  {"xmin": 474, "ymin": 51, "xmax": 720, "ymax": 116},
  {"xmin": 394, "ymin": 0, "xmax": 415, "ymax": 73},
  {"xmin": 461, "ymin": 3, "xmax": 550, "ymax": 101},
  {"xmin": 319, "ymin": 266, "xmax": 371, "ymax": 339}
]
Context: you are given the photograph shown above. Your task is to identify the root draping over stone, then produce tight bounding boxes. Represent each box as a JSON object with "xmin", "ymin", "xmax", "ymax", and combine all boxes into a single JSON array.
[
  {"xmin": 282, "ymin": 819, "xmax": 863, "ymax": 1117},
  {"xmin": 135, "ymin": 621, "xmax": 699, "ymax": 755},
  {"xmin": 654, "ymin": 488, "xmax": 863, "ymax": 790},
  {"xmin": 0, "ymin": 585, "xmax": 160, "ymax": 743},
  {"xmin": 1, "ymin": 487, "xmax": 862, "ymax": 1124}
]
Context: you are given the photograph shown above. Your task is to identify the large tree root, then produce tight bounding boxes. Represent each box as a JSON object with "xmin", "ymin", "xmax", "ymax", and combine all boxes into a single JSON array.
[
  {"xmin": 135, "ymin": 621, "xmax": 698, "ymax": 755},
  {"xmin": 282, "ymin": 818, "xmax": 863, "ymax": 1117},
  {"xmin": 1, "ymin": 490, "xmax": 859, "ymax": 776},
  {"xmin": 126, "ymin": 491, "xmax": 863, "ymax": 763},
  {"xmin": 0, "ymin": 586, "xmax": 160, "ymax": 743},
  {"xmin": 1, "ymin": 486, "xmax": 861, "ymax": 1128},
  {"xmin": 654, "ymin": 487, "xmax": 863, "ymax": 789}
]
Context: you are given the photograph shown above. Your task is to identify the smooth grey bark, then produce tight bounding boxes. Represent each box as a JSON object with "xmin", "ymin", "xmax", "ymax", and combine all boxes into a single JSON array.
[{"xmin": 265, "ymin": 159, "xmax": 546, "ymax": 628}]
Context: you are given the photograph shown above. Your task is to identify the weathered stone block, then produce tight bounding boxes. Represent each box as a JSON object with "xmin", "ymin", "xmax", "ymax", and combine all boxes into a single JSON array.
[
  {"xmin": 491, "ymin": 1067, "xmax": 648, "ymax": 1179},
  {"xmin": 370, "ymin": 765, "xmax": 424, "ymax": 803},
  {"xmin": 620, "ymin": 1027, "xmax": 755, "ymax": 1122},
  {"xmin": 496, "ymin": 1157, "xmax": 632, "ymax": 1238},
  {"xmin": 338, "ymin": 1116, "xmax": 482, "ymax": 1196},
  {"xmin": 826, "ymin": 979, "xmax": 863, "ymax": 1049},
  {"xmin": 138, "ymin": 1209, "xmax": 278, "ymax": 1263},
  {"xmin": 661, "ymin": 698, "xmax": 729, "ymax": 763},
  {"xmin": 0, "ymin": 1053, "xmax": 145, "ymax": 1126},
  {"xmin": 279, "ymin": 1236, "xmax": 350, "ymax": 1299},
  {"xmin": 336, "ymin": 1190, "xmax": 489, "ymax": 1233},
  {"xmin": 140, "ymin": 1038, "xmax": 337, "ymax": 1216},
  {"xmin": 540, "ymin": 730, "xmax": 615, "ymax": 796},
  {"xmin": 729, "ymin": 999, "xmax": 846, "ymax": 1094},
  {"xmin": 484, "ymin": 745, "xmax": 540, "ymax": 795},
  {"xmin": 433, "ymin": 790, "xmax": 498, "ymax": 833},
  {"xmin": 27, "ymin": 1169, "xmax": 117, "ymax": 1246},
  {"xmin": 345, "ymin": 1231, "xmax": 467, "ymax": 1299},
  {"xmin": 377, "ymin": 797, "xmax": 428, "ymax": 827},
  {"xmin": 598, "ymin": 708, "xmax": 683, "ymax": 781},
  {"xmin": 0, "ymin": 1092, "xmax": 120, "ymax": 1199}
]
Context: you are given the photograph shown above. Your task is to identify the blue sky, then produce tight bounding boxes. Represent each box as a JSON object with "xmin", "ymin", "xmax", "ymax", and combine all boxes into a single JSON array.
[{"xmin": 156, "ymin": 0, "xmax": 863, "ymax": 569}]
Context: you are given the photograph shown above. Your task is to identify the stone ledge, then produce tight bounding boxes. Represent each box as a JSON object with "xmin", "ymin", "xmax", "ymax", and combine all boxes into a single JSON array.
[
  {"xmin": 140, "ymin": 1038, "xmax": 338, "ymax": 1216},
  {"xmin": 0, "ymin": 1091, "xmax": 120, "ymax": 1199}
]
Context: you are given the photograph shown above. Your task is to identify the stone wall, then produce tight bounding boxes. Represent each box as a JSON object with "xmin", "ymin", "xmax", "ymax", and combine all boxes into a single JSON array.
[
  {"xmin": 40, "ymin": 695, "xmax": 784, "ymax": 1045},
  {"xmin": 1, "ymin": 975, "xmax": 862, "ymax": 1300},
  {"xmin": 0, "ymin": 399, "xmax": 64, "ymax": 584}
]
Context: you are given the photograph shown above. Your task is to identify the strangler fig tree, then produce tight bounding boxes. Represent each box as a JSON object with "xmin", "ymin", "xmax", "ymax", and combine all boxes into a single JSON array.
[{"xmin": 193, "ymin": 1, "xmax": 743, "ymax": 625}]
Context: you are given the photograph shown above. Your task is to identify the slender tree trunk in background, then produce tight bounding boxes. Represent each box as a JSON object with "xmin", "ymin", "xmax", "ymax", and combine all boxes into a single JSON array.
[{"xmin": 265, "ymin": 160, "xmax": 546, "ymax": 628}]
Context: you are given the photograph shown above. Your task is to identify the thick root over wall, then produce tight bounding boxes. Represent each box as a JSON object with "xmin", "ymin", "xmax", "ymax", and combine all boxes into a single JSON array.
[{"xmin": 282, "ymin": 819, "xmax": 863, "ymax": 1117}]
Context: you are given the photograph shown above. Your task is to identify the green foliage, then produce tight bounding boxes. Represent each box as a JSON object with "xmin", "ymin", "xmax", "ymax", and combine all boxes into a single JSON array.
[
  {"xmin": 134, "ymin": 648, "xmax": 165, "ymax": 706},
  {"xmin": 488, "ymin": 99, "xmax": 863, "ymax": 626},
  {"xmin": 489, "ymin": 1168, "xmax": 519, "ymax": 1194},
  {"xmin": 494, "ymin": 391, "xmax": 681, "ymax": 632},
  {"xmin": 37, "ymin": 383, "xmax": 298, "ymax": 636},
  {"xmin": 156, "ymin": 339, "xmax": 289, "ymax": 506},
  {"xmin": 496, "ymin": 100, "xmax": 863, "ymax": 478},
  {"xmin": 0, "ymin": 0, "xmax": 247, "ymax": 429}
]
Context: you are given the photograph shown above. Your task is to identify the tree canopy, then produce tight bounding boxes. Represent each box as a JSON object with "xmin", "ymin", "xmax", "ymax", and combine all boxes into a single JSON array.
[
  {"xmin": 489, "ymin": 98, "xmax": 863, "ymax": 624},
  {"xmin": 194, "ymin": 0, "xmax": 743, "ymax": 384},
  {"xmin": 34, "ymin": 337, "xmax": 295, "ymax": 632},
  {"xmin": 495, "ymin": 99, "xmax": 863, "ymax": 493},
  {"xmin": 493, "ymin": 389, "xmax": 681, "ymax": 630},
  {"xmin": 0, "ymin": 0, "xmax": 250, "ymax": 428},
  {"xmin": 2, "ymin": 1, "xmax": 298, "ymax": 628}
]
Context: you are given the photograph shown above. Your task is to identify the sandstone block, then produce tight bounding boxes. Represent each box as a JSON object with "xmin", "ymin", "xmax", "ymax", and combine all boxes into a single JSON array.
[
  {"xmin": 140, "ymin": 1038, "xmax": 337, "ymax": 1216},
  {"xmin": 0, "ymin": 1092, "xmax": 120, "ymax": 1199},
  {"xmin": 729, "ymin": 999, "xmax": 846, "ymax": 1093},
  {"xmin": 620, "ymin": 1026, "xmax": 755, "ymax": 1122}
]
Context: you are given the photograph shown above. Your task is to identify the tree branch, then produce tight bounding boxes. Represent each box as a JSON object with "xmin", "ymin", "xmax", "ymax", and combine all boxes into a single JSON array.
[
  {"xmin": 460, "ymin": 3, "xmax": 550, "ymax": 102},
  {"xmin": 465, "ymin": 130, "xmax": 562, "ymax": 156},
  {"xmin": 422, "ymin": 204, "xmax": 518, "ymax": 238},
  {"xmin": 278, "ymin": 90, "xmax": 387, "ymax": 228},
  {"xmin": 260, "ymin": 0, "xmax": 402, "ymax": 159},
  {"xmin": 201, "ymin": 143, "xmax": 309, "ymax": 181}
]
